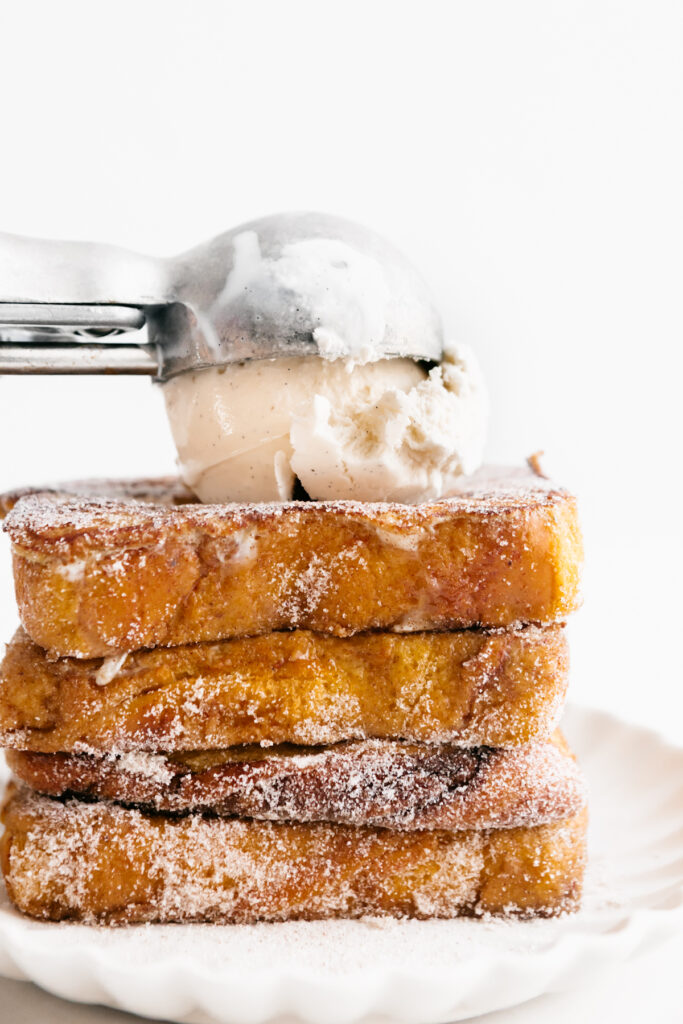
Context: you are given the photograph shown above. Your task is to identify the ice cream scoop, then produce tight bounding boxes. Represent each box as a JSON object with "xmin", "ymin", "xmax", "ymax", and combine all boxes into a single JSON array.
[
  {"xmin": 0, "ymin": 212, "xmax": 443, "ymax": 375},
  {"xmin": 0, "ymin": 212, "xmax": 487, "ymax": 502}
]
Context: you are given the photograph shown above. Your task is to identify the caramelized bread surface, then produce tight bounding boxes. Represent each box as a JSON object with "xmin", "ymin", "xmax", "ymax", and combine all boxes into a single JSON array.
[
  {"xmin": 0, "ymin": 625, "xmax": 568, "ymax": 751},
  {"xmin": 0, "ymin": 782, "xmax": 587, "ymax": 924},
  {"xmin": 1, "ymin": 467, "xmax": 583, "ymax": 658},
  {"xmin": 6, "ymin": 731, "xmax": 586, "ymax": 830},
  {"xmin": 5, "ymin": 733, "xmax": 585, "ymax": 827}
]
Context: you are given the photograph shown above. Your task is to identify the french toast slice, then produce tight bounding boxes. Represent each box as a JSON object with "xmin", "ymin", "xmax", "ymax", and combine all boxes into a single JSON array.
[
  {"xmin": 1, "ymin": 466, "xmax": 582, "ymax": 658},
  {"xmin": 0, "ymin": 782, "xmax": 587, "ymax": 923},
  {"xmin": 6, "ymin": 731, "xmax": 586, "ymax": 830},
  {"xmin": 0, "ymin": 625, "xmax": 568, "ymax": 751}
]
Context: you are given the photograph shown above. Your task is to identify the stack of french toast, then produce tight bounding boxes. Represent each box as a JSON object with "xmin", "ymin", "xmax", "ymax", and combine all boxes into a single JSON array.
[{"xmin": 0, "ymin": 464, "xmax": 586, "ymax": 924}]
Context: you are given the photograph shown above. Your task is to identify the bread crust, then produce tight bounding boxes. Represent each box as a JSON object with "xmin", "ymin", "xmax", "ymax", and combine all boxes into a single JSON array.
[
  {"xmin": 0, "ymin": 476, "xmax": 194, "ymax": 519},
  {"xmin": 0, "ymin": 625, "xmax": 568, "ymax": 751},
  {"xmin": 0, "ymin": 782, "xmax": 587, "ymax": 924},
  {"xmin": 5, "ymin": 731, "xmax": 586, "ymax": 831},
  {"xmin": 1, "ymin": 467, "xmax": 583, "ymax": 658}
]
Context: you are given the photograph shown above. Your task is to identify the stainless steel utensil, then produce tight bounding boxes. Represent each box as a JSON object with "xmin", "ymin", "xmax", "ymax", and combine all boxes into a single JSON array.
[{"xmin": 0, "ymin": 213, "xmax": 444, "ymax": 379}]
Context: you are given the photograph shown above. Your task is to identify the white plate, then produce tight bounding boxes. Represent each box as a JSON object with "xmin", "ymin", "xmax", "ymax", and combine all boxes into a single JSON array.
[{"xmin": 0, "ymin": 704, "xmax": 681, "ymax": 1024}]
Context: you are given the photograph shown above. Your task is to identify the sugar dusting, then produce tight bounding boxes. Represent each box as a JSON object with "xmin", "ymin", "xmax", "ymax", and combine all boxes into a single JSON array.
[
  {"xmin": 112, "ymin": 751, "xmax": 175, "ymax": 785},
  {"xmin": 11, "ymin": 737, "xmax": 587, "ymax": 830},
  {"xmin": 0, "ymin": 625, "xmax": 569, "ymax": 753},
  {"xmin": 3, "ymin": 465, "xmax": 567, "ymax": 549},
  {"xmin": 0, "ymin": 464, "xmax": 581, "ymax": 660},
  {"xmin": 5, "ymin": 786, "xmax": 493, "ymax": 923},
  {"xmin": 0, "ymin": 849, "xmax": 614, "ymax": 972}
]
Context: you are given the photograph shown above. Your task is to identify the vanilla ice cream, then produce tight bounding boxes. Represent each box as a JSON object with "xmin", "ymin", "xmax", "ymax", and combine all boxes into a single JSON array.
[
  {"xmin": 162, "ymin": 214, "xmax": 488, "ymax": 504},
  {"xmin": 163, "ymin": 342, "xmax": 487, "ymax": 504}
]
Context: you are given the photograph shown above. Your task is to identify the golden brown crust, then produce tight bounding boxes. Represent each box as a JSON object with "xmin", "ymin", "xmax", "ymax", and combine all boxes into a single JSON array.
[
  {"xmin": 2, "ymin": 467, "xmax": 583, "ymax": 657},
  {"xmin": 0, "ymin": 625, "xmax": 568, "ymax": 751},
  {"xmin": 0, "ymin": 476, "xmax": 195, "ymax": 519},
  {"xmin": 5, "ymin": 732, "xmax": 586, "ymax": 831},
  {"xmin": 0, "ymin": 782, "xmax": 587, "ymax": 923}
]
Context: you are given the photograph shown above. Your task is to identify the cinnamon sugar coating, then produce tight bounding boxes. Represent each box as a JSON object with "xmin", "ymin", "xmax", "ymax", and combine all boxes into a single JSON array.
[
  {"xmin": 1, "ymin": 467, "xmax": 583, "ymax": 658},
  {"xmin": 0, "ymin": 625, "xmax": 568, "ymax": 751},
  {"xmin": 5, "ymin": 732, "xmax": 586, "ymax": 831},
  {"xmin": 0, "ymin": 475, "xmax": 194, "ymax": 519},
  {"xmin": 0, "ymin": 782, "xmax": 587, "ymax": 924}
]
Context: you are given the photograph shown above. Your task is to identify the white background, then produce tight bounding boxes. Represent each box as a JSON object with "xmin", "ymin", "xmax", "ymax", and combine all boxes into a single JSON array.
[{"xmin": 0, "ymin": 2, "xmax": 681, "ymax": 1021}]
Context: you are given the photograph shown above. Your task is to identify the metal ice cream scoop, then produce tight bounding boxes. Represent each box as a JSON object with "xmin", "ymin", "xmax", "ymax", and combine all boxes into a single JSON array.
[{"xmin": 0, "ymin": 212, "xmax": 444, "ymax": 379}]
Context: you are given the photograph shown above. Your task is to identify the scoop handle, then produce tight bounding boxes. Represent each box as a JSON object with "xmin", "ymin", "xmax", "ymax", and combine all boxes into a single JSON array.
[
  {"xmin": 0, "ymin": 232, "xmax": 168, "ymax": 375},
  {"xmin": 0, "ymin": 231, "xmax": 169, "ymax": 306},
  {"xmin": 0, "ymin": 340, "xmax": 159, "ymax": 374}
]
